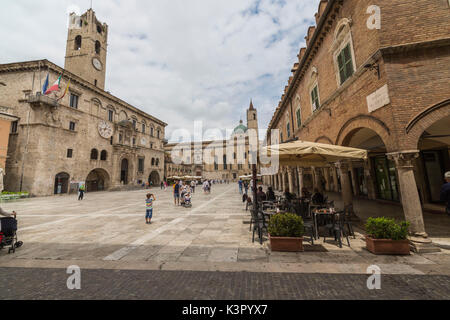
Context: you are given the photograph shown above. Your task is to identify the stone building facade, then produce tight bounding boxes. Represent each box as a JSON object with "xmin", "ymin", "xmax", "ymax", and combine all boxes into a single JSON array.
[
  {"xmin": 0, "ymin": 9, "xmax": 166, "ymax": 196},
  {"xmin": 165, "ymin": 102, "xmax": 260, "ymax": 182},
  {"xmin": 265, "ymin": 0, "xmax": 450, "ymax": 239}
]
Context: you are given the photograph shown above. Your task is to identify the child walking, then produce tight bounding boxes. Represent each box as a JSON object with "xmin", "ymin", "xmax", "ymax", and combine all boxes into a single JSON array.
[{"xmin": 145, "ymin": 193, "xmax": 156, "ymax": 224}]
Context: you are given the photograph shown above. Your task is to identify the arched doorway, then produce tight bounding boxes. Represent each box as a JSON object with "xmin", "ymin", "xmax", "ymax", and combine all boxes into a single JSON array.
[
  {"xmin": 86, "ymin": 169, "xmax": 110, "ymax": 192},
  {"xmin": 149, "ymin": 171, "xmax": 160, "ymax": 186},
  {"xmin": 54, "ymin": 172, "xmax": 70, "ymax": 194},
  {"xmin": 121, "ymin": 159, "xmax": 129, "ymax": 185},
  {"xmin": 342, "ymin": 127, "xmax": 397, "ymax": 201},
  {"xmin": 417, "ymin": 115, "xmax": 450, "ymax": 203}
]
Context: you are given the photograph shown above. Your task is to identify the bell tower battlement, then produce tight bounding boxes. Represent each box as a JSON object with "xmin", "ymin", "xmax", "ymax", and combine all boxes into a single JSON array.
[{"xmin": 65, "ymin": 9, "xmax": 108, "ymax": 89}]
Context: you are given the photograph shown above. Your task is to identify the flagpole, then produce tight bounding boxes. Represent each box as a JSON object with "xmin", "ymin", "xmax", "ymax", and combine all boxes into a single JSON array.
[{"xmin": 38, "ymin": 61, "xmax": 41, "ymax": 94}]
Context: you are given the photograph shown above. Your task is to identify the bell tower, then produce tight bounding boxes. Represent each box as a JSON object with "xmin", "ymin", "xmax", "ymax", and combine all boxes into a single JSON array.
[
  {"xmin": 65, "ymin": 9, "xmax": 108, "ymax": 90},
  {"xmin": 246, "ymin": 99, "xmax": 258, "ymax": 132}
]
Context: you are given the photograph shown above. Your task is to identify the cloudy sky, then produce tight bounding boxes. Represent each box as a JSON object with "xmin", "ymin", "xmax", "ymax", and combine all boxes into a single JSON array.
[{"xmin": 1, "ymin": 0, "xmax": 318, "ymax": 142}]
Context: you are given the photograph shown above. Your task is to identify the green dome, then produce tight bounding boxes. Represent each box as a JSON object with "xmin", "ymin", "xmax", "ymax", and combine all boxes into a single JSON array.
[{"xmin": 233, "ymin": 120, "xmax": 247, "ymax": 134}]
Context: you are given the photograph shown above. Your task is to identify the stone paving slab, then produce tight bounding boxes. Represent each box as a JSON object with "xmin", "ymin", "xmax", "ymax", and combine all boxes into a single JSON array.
[{"xmin": 1, "ymin": 184, "xmax": 450, "ymax": 276}]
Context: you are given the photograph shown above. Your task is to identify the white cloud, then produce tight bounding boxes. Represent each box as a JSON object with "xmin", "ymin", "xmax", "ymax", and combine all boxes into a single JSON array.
[{"xmin": 0, "ymin": 0, "xmax": 318, "ymax": 141}]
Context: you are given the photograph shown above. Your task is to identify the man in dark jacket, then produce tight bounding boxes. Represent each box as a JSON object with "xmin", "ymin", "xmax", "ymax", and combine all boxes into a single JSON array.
[{"xmin": 440, "ymin": 172, "xmax": 450, "ymax": 216}]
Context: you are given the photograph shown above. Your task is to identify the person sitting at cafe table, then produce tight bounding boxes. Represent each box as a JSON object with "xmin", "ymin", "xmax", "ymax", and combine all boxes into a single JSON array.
[
  {"xmin": 312, "ymin": 188, "xmax": 325, "ymax": 204},
  {"xmin": 301, "ymin": 187, "xmax": 311, "ymax": 198},
  {"xmin": 284, "ymin": 191, "xmax": 295, "ymax": 201},
  {"xmin": 266, "ymin": 187, "xmax": 276, "ymax": 201},
  {"xmin": 257, "ymin": 187, "xmax": 267, "ymax": 202}
]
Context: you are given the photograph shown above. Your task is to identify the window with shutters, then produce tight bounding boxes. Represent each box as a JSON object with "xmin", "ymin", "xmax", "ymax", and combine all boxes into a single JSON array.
[
  {"xmin": 337, "ymin": 44, "xmax": 354, "ymax": 84},
  {"xmin": 311, "ymin": 85, "xmax": 320, "ymax": 112}
]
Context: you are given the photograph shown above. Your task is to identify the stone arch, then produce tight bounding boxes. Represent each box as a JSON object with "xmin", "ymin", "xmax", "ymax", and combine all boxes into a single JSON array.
[
  {"xmin": 405, "ymin": 99, "xmax": 450, "ymax": 149},
  {"xmin": 149, "ymin": 171, "xmax": 160, "ymax": 186},
  {"xmin": 90, "ymin": 148, "xmax": 99, "ymax": 160},
  {"xmin": 86, "ymin": 168, "xmax": 110, "ymax": 192},
  {"xmin": 74, "ymin": 35, "xmax": 82, "ymax": 50},
  {"xmin": 120, "ymin": 157, "xmax": 131, "ymax": 185},
  {"xmin": 335, "ymin": 115, "xmax": 392, "ymax": 150},
  {"xmin": 315, "ymin": 136, "xmax": 334, "ymax": 145},
  {"xmin": 100, "ymin": 150, "xmax": 107, "ymax": 161},
  {"xmin": 95, "ymin": 40, "xmax": 101, "ymax": 54},
  {"xmin": 119, "ymin": 110, "xmax": 128, "ymax": 121},
  {"xmin": 54, "ymin": 172, "xmax": 70, "ymax": 194}
]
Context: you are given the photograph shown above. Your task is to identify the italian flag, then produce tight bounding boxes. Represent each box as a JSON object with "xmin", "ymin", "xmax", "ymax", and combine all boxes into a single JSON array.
[{"xmin": 44, "ymin": 75, "xmax": 61, "ymax": 95}]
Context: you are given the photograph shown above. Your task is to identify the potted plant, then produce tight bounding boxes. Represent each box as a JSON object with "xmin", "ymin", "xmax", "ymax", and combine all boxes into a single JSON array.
[
  {"xmin": 268, "ymin": 213, "xmax": 304, "ymax": 252},
  {"xmin": 365, "ymin": 217, "xmax": 410, "ymax": 255}
]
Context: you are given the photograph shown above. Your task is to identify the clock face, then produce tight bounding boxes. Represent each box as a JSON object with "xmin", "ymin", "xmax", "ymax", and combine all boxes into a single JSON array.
[
  {"xmin": 92, "ymin": 58, "xmax": 103, "ymax": 71},
  {"xmin": 98, "ymin": 120, "xmax": 113, "ymax": 139},
  {"xmin": 141, "ymin": 137, "xmax": 147, "ymax": 146}
]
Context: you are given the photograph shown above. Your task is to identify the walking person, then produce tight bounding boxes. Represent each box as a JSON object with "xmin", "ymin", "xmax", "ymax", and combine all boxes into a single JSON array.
[
  {"xmin": 243, "ymin": 181, "xmax": 249, "ymax": 195},
  {"xmin": 174, "ymin": 181, "xmax": 181, "ymax": 206},
  {"xmin": 161, "ymin": 181, "xmax": 164, "ymax": 190},
  {"xmin": 190, "ymin": 180, "xmax": 196, "ymax": 194},
  {"xmin": 145, "ymin": 193, "xmax": 156, "ymax": 224},
  {"xmin": 78, "ymin": 184, "xmax": 85, "ymax": 201},
  {"xmin": 238, "ymin": 179, "xmax": 243, "ymax": 195},
  {"xmin": 440, "ymin": 172, "xmax": 450, "ymax": 216}
]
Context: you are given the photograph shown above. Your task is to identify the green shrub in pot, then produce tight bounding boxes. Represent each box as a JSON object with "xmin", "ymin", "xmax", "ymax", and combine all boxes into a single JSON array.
[
  {"xmin": 365, "ymin": 217, "xmax": 410, "ymax": 240},
  {"xmin": 268, "ymin": 213, "xmax": 304, "ymax": 238}
]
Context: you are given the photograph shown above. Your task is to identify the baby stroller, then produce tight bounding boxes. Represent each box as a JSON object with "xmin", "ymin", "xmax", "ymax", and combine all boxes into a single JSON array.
[
  {"xmin": 182, "ymin": 192, "xmax": 192, "ymax": 208},
  {"xmin": 0, "ymin": 217, "xmax": 23, "ymax": 254}
]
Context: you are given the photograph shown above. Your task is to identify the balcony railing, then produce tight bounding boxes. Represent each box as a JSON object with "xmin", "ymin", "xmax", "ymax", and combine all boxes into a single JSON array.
[{"xmin": 27, "ymin": 94, "xmax": 59, "ymax": 107}]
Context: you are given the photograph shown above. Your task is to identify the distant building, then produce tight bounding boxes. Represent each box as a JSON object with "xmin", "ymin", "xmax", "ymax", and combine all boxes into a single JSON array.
[
  {"xmin": 0, "ymin": 9, "xmax": 167, "ymax": 196},
  {"xmin": 165, "ymin": 101, "xmax": 260, "ymax": 181}
]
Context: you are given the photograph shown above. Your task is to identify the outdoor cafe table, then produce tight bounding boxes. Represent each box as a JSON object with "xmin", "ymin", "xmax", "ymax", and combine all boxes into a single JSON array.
[
  {"xmin": 262, "ymin": 209, "xmax": 285, "ymax": 222},
  {"xmin": 311, "ymin": 207, "xmax": 336, "ymax": 239}
]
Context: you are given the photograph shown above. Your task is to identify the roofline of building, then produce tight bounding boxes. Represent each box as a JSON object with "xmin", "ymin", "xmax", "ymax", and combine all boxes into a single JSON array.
[
  {"xmin": 267, "ymin": 0, "xmax": 450, "ymax": 133},
  {"xmin": 0, "ymin": 59, "xmax": 168, "ymax": 127},
  {"xmin": 268, "ymin": 0, "xmax": 336, "ymax": 132}
]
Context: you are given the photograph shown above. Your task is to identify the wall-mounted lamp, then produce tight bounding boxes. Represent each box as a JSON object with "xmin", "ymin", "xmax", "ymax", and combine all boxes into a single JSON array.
[
  {"xmin": 0, "ymin": 82, "xmax": 6, "ymax": 87},
  {"xmin": 364, "ymin": 63, "xmax": 380, "ymax": 79},
  {"xmin": 324, "ymin": 108, "xmax": 332, "ymax": 117}
]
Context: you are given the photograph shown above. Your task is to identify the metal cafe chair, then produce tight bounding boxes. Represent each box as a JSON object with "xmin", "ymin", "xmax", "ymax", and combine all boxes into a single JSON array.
[
  {"xmin": 299, "ymin": 201, "xmax": 315, "ymax": 244},
  {"xmin": 323, "ymin": 212, "xmax": 351, "ymax": 248},
  {"xmin": 336, "ymin": 205, "xmax": 355, "ymax": 238},
  {"xmin": 251, "ymin": 208, "xmax": 267, "ymax": 245}
]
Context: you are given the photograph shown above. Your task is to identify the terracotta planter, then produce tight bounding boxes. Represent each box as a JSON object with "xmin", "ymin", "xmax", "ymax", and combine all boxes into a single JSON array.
[
  {"xmin": 365, "ymin": 236, "xmax": 410, "ymax": 255},
  {"xmin": 269, "ymin": 235, "xmax": 304, "ymax": 252}
]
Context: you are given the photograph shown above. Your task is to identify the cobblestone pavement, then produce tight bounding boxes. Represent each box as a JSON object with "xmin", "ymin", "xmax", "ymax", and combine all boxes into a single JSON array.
[
  {"xmin": 0, "ymin": 267, "xmax": 449, "ymax": 300},
  {"xmin": 1, "ymin": 184, "xmax": 450, "ymax": 277}
]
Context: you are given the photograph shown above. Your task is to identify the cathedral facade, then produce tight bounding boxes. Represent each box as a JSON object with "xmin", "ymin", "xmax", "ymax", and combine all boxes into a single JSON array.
[
  {"xmin": 0, "ymin": 9, "xmax": 167, "ymax": 196},
  {"xmin": 165, "ymin": 101, "xmax": 260, "ymax": 182}
]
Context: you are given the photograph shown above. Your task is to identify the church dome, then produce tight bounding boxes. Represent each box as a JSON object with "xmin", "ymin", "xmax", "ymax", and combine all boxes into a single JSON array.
[{"xmin": 233, "ymin": 120, "xmax": 247, "ymax": 134}]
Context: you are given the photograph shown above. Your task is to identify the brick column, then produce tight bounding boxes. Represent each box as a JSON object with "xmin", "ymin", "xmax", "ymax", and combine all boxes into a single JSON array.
[
  {"xmin": 287, "ymin": 167, "xmax": 294, "ymax": 194},
  {"xmin": 336, "ymin": 161, "xmax": 354, "ymax": 215},
  {"xmin": 387, "ymin": 151, "xmax": 427, "ymax": 237}
]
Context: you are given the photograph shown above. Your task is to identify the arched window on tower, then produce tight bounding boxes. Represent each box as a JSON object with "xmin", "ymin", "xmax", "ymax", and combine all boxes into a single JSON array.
[
  {"xmin": 95, "ymin": 41, "xmax": 101, "ymax": 54},
  {"xmin": 100, "ymin": 150, "xmax": 107, "ymax": 161},
  {"xmin": 151, "ymin": 158, "xmax": 155, "ymax": 166},
  {"xmin": 253, "ymin": 114, "xmax": 256, "ymax": 120},
  {"xmin": 90, "ymin": 149, "xmax": 99, "ymax": 160},
  {"xmin": 75, "ymin": 35, "xmax": 82, "ymax": 50}
]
